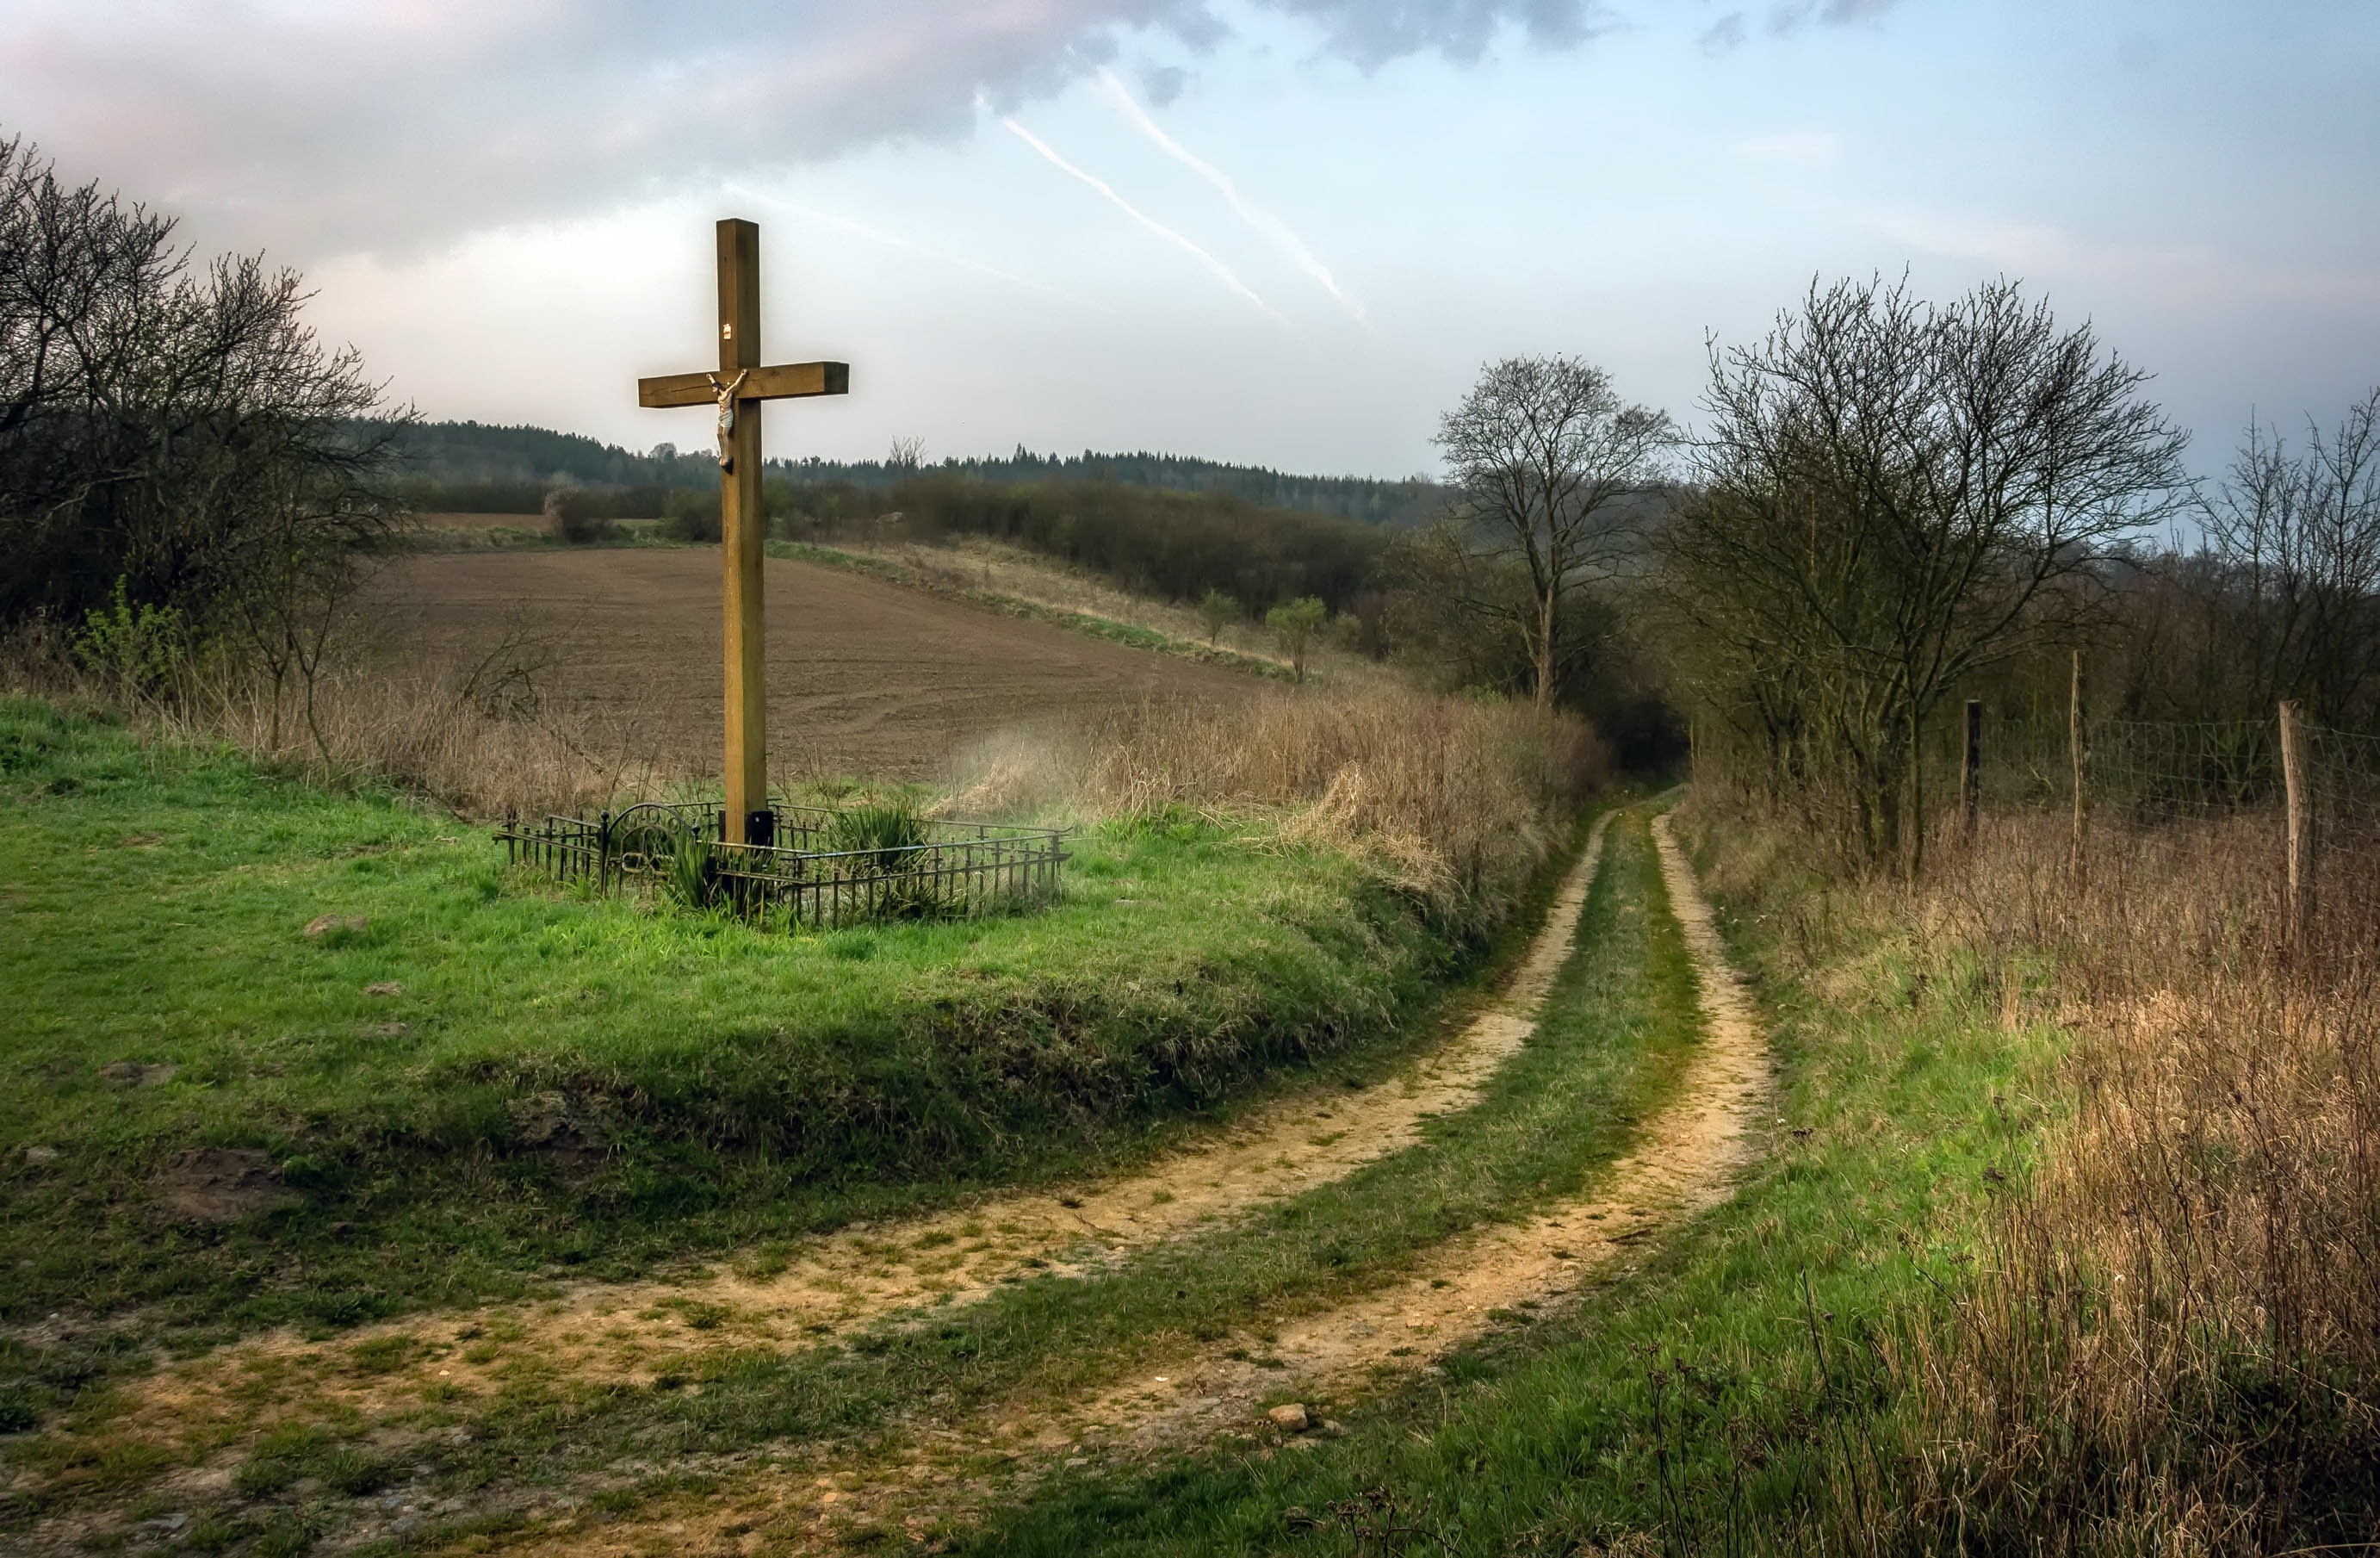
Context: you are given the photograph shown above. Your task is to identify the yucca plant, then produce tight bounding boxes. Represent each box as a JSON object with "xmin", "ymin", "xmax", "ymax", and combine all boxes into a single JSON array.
[
  {"xmin": 824, "ymin": 797, "xmax": 951, "ymax": 919},
  {"xmin": 664, "ymin": 829, "xmax": 724, "ymax": 910},
  {"xmin": 823, "ymin": 797, "xmax": 929, "ymax": 873}
]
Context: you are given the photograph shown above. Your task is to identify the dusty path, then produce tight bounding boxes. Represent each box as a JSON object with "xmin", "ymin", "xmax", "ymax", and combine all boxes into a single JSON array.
[
  {"xmin": 1066, "ymin": 814, "xmax": 1769, "ymax": 1443},
  {"xmin": 479, "ymin": 812, "xmax": 1770, "ymax": 1555},
  {"xmin": 96, "ymin": 817, "xmax": 1615, "ymax": 1461}
]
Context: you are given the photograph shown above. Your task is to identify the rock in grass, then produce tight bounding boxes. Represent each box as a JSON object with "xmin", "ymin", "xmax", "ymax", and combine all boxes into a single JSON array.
[{"xmin": 1267, "ymin": 1403, "xmax": 1311, "ymax": 1432}]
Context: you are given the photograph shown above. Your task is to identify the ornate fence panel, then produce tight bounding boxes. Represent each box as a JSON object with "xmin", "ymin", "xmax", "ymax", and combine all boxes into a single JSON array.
[{"xmin": 498, "ymin": 800, "xmax": 1068, "ymax": 928}]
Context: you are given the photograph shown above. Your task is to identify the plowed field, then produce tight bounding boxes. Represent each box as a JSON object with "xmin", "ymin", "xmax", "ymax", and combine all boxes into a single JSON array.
[{"xmin": 369, "ymin": 546, "xmax": 1257, "ymax": 779}]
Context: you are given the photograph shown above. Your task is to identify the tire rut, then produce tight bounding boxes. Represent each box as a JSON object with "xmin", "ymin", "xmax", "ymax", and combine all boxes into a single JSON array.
[
  {"xmin": 468, "ymin": 811, "xmax": 1770, "ymax": 1556},
  {"xmin": 86, "ymin": 818, "xmax": 1615, "ymax": 1467}
]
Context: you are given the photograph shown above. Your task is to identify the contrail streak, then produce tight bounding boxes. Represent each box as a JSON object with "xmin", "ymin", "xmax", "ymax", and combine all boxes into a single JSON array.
[
  {"xmin": 999, "ymin": 115, "xmax": 1280, "ymax": 321},
  {"xmin": 1094, "ymin": 67, "xmax": 1367, "ymax": 326},
  {"xmin": 772, "ymin": 199, "xmax": 1100, "ymax": 310}
]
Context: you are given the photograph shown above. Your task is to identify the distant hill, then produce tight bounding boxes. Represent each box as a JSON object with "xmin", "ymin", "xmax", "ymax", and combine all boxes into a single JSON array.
[{"xmin": 378, "ymin": 420, "xmax": 1453, "ymax": 526}]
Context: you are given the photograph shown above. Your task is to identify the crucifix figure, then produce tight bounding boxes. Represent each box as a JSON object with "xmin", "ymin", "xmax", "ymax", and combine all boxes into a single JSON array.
[{"xmin": 639, "ymin": 219, "xmax": 850, "ymax": 845}]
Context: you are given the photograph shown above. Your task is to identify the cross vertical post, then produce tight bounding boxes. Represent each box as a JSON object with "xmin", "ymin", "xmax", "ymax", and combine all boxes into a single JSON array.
[
  {"xmin": 637, "ymin": 219, "xmax": 850, "ymax": 849},
  {"xmin": 718, "ymin": 219, "xmax": 766, "ymax": 844}
]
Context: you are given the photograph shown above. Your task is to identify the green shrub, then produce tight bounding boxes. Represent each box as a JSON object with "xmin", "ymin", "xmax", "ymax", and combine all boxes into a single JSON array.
[
  {"xmin": 73, "ymin": 579, "xmax": 192, "ymax": 698},
  {"xmin": 1265, "ymin": 595, "xmax": 1329, "ymax": 682},
  {"xmin": 665, "ymin": 829, "xmax": 724, "ymax": 910},
  {"xmin": 1198, "ymin": 587, "xmax": 1239, "ymax": 644},
  {"xmin": 662, "ymin": 487, "xmax": 721, "ymax": 543},
  {"xmin": 0, "ymin": 1385, "xmax": 39, "ymax": 1433}
]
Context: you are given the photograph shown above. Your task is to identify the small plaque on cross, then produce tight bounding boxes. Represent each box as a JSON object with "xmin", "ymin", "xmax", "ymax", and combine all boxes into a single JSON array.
[{"xmin": 638, "ymin": 219, "xmax": 850, "ymax": 845}]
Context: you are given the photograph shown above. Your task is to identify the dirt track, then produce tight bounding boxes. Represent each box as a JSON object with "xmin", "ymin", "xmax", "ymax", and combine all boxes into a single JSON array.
[
  {"xmin": 487, "ymin": 811, "xmax": 1772, "ymax": 1556},
  {"xmin": 88, "ymin": 821, "xmax": 1615, "ymax": 1460},
  {"xmin": 11, "ymin": 813, "xmax": 1770, "ymax": 1555},
  {"xmin": 369, "ymin": 546, "xmax": 1257, "ymax": 780}
]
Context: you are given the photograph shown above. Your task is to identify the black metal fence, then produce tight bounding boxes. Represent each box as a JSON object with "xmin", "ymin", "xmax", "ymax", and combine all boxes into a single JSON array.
[{"xmin": 497, "ymin": 800, "xmax": 1068, "ymax": 927}]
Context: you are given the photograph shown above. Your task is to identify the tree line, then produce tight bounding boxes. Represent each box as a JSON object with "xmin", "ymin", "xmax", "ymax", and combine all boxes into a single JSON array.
[{"xmin": 386, "ymin": 421, "xmax": 1453, "ymax": 526}]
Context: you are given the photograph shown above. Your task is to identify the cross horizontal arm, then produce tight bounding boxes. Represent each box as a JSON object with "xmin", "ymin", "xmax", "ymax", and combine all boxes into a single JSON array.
[{"xmin": 637, "ymin": 361, "xmax": 850, "ymax": 408}]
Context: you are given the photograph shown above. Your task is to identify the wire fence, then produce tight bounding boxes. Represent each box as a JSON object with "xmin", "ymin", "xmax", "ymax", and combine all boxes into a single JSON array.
[{"xmin": 1935, "ymin": 700, "xmax": 2380, "ymax": 929}]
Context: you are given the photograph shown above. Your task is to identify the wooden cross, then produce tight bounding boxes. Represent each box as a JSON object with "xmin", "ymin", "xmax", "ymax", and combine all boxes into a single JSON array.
[{"xmin": 639, "ymin": 218, "xmax": 850, "ymax": 845}]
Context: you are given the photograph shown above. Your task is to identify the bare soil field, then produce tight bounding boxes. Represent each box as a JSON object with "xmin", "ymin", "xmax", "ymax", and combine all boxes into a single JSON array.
[{"xmin": 365, "ymin": 545, "xmax": 1260, "ymax": 781}]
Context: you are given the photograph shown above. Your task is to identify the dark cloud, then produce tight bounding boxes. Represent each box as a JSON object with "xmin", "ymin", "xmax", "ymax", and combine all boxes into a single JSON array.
[
  {"xmin": 1766, "ymin": 0, "xmax": 1901, "ymax": 37},
  {"xmin": 1140, "ymin": 63, "xmax": 1193, "ymax": 106},
  {"xmin": 1699, "ymin": 12, "xmax": 1749, "ymax": 55},
  {"xmin": 0, "ymin": 0, "xmax": 1605, "ymax": 257},
  {"xmin": 1261, "ymin": 0, "xmax": 1608, "ymax": 68}
]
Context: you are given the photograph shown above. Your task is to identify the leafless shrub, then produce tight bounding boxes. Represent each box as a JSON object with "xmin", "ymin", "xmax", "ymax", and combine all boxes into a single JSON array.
[{"xmin": 542, "ymin": 482, "xmax": 609, "ymax": 545}]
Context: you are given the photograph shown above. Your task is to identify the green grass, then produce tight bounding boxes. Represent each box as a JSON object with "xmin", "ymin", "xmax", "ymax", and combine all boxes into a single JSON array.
[
  {"xmin": 941, "ymin": 805, "xmax": 2057, "ymax": 1554},
  {"xmin": 3, "ymin": 806, "xmax": 1683, "ymax": 1550},
  {"xmin": 0, "ymin": 696, "xmax": 1519, "ymax": 1358}
]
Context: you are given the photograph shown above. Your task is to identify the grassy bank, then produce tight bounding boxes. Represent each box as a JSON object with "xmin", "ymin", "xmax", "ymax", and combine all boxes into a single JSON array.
[
  {"xmin": 0, "ymin": 696, "xmax": 1552, "ymax": 1357},
  {"xmin": 3, "ymin": 808, "xmax": 1687, "ymax": 1554}
]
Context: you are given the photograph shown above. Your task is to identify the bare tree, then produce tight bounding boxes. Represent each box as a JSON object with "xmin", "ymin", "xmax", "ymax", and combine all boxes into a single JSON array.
[
  {"xmin": 1431, "ymin": 356, "xmax": 1674, "ymax": 711},
  {"xmin": 1658, "ymin": 275, "xmax": 2190, "ymax": 872},
  {"xmin": 2198, "ymin": 387, "xmax": 2380, "ymax": 725},
  {"xmin": 0, "ymin": 138, "xmax": 401, "ymax": 659}
]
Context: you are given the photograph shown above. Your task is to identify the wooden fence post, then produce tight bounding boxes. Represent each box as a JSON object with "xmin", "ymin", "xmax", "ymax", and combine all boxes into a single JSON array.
[
  {"xmin": 2069, "ymin": 651, "xmax": 2088, "ymax": 885},
  {"xmin": 2280, "ymin": 698, "xmax": 2316, "ymax": 943},
  {"xmin": 1962, "ymin": 698, "xmax": 1982, "ymax": 845}
]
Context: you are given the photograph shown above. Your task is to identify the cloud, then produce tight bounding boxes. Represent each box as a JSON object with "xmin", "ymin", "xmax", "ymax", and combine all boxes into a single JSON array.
[
  {"xmin": 999, "ymin": 116, "xmax": 1280, "ymax": 320},
  {"xmin": 1140, "ymin": 63, "xmax": 1193, "ymax": 106},
  {"xmin": 1864, "ymin": 207, "xmax": 2380, "ymax": 312},
  {"xmin": 1261, "ymin": 0, "xmax": 1610, "ymax": 68},
  {"xmin": 0, "ymin": 0, "xmax": 1606, "ymax": 258},
  {"xmin": 1767, "ymin": 0, "xmax": 1902, "ymax": 37},
  {"xmin": 1094, "ymin": 67, "xmax": 1365, "ymax": 323},
  {"xmin": 1699, "ymin": 13, "xmax": 1748, "ymax": 55}
]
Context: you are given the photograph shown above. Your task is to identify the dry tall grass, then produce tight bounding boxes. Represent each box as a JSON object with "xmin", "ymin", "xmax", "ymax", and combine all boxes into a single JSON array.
[
  {"xmin": 1900, "ymin": 816, "xmax": 2380, "ymax": 1554},
  {"xmin": 1705, "ymin": 797, "xmax": 2380, "ymax": 1552},
  {"xmin": 1, "ymin": 622, "xmax": 652, "ymax": 819},
  {"xmin": 1082, "ymin": 688, "xmax": 1603, "ymax": 923},
  {"xmin": 934, "ymin": 687, "xmax": 1603, "ymax": 925}
]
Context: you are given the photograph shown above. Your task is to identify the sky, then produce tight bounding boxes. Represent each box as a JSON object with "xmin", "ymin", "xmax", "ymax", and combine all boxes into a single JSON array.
[{"xmin": 3, "ymin": 0, "xmax": 2375, "ymax": 481}]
